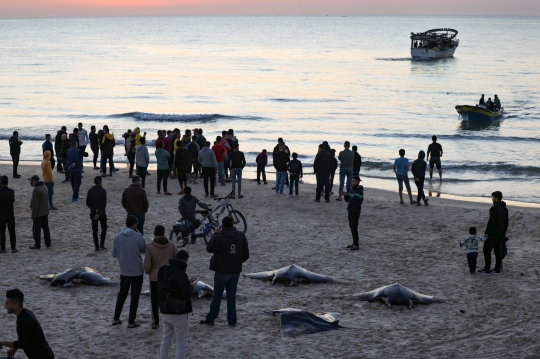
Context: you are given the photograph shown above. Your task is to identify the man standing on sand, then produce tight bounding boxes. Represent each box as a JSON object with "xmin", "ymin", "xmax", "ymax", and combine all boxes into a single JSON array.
[
  {"xmin": 426, "ymin": 135, "xmax": 443, "ymax": 182},
  {"xmin": 121, "ymin": 176, "xmax": 149, "ymax": 235},
  {"xmin": 313, "ymin": 144, "xmax": 333, "ymax": 203},
  {"xmin": 86, "ymin": 176, "xmax": 108, "ymax": 252},
  {"xmin": 352, "ymin": 145, "xmax": 362, "ymax": 177},
  {"xmin": 89, "ymin": 125, "xmax": 100, "ymax": 170},
  {"xmin": 66, "ymin": 141, "xmax": 88, "ymax": 202},
  {"xmin": 135, "ymin": 137, "xmax": 150, "ymax": 188},
  {"xmin": 228, "ymin": 143, "xmax": 246, "ymax": 199},
  {"xmin": 29, "ymin": 175, "xmax": 51, "ymax": 249},
  {"xmin": 343, "ymin": 175, "xmax": 364, "ymax": 251},
  {"xmin": 112, "ymin": 215, "xmax": 146, "ymax": 328},
  {"xmin": 100, "ymin": 126, "xmax": 117, "ymax": 178},
  {"xmin": 59, "ymin": 133, "xmax": 71, "ymax": 183},
  {"xmin": 175, "ymin": 141, "xmax": 189, "ymax": 195},
  {"xmin": 273, "ymin": 144, "xmax": 290, "ymax": 196},
  {"xmin": 337, "ymin": 141, "xmax": 354, "ymax": 201},
  {"xmin": 41, "ymin": 150, "xmax": 57, "ymax": 210},
  {"xmin": 42, "ymin": 134, "xmax": 56, "ymax": 171},
  {"xmin": 0, "ymin": 289, "xmax": 55, "ymax": 359},
  {"xmin": 0, "ymin": 176, "xmax": 17, "ymax": 253},
  {"xmin": 199, "ymin": 141, "xmax": 219, "ymax": 198},
  {"xmin": 8, "ymin": 131, "xmax": 22, "ymax": 178},
  {"xmin": 77, "ymin": 122, "xmax": 89, "ymax": 163},
  {"xmin": 411, "ymin": 150, "xmax": 429, "ymax": 206},
  {"xmin": 479, "ymin": 191, "xmax": 509, "ymax": 275},
  {"xmin": 54, "ymin": 126, "xmax": 66, "ymax": 173},
  {"xmin": 212, "ymin": 136, "xmax": 227, "ymax": 186},
  {"xmin": 393, "ymin": 149, "xmax": 415, "ymax": 205},
  {"xmin": 200, "ymin": 216, "xmax": 249, "ymax": 327}
]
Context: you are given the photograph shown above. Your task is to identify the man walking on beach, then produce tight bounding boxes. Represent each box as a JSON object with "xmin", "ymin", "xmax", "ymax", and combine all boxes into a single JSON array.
[
  {"xmin": 55, "ymin": 126, "xmax": 66, "ymax": 173},
  {"xmin": 77, "ymin": 122, "xmax": 89, "ymax": 163},
  {"xmin": 313, "ymin": 144, "xmax": 333, "ymax": 203},
  {"xmin": 393, "ymin": 149, "xmax": 415, "ymax": 204},
  {"xmin": 479, "ymin": 191, "xmax": 509, "ymax": 275},
  {"xmin": 337, "ymin": 141, "xmax": 354, "ymax": 201},
  {"xmin": 1, "ymin": 289, "xmax": 55, "ymax": 359},
  {"xmin": 135, "ymin": 137, "xmax": 150, "ymax": 188},
  {"xmin": 228, "ymin": 143, "xmax": 246, "ymax": 199},
  {"xmin": 411, "ymin": 150, "xmax": 429, "ymax": 206},
  {"xmin": 200, "ymin": 216, "xmax": 249, "ymax": 327},
  {"xmin": 89, "ymin": 125, "xmax": 100, "ymax": 170},
  {"xmin": 343, "ymin": 175, "xmax": 364, "ymax": 251},
  {"xmin": 426, "ymin": 135, "xmax": 443, "ymax": 182},
  {"xmin": 121, "ymin": 176, "xmax": 149, "ymax": 235},
  {"xmin": 175, "ymin": 141, "xmax": 189, "ymax": 195},
  {"xmin": 8, "ymin": 131, "xmax": 22, "ymax": 178},
  {"xmin": 66, "ymin": 141, "xmax": 88, "ymax": 202},
  {"xmin": 352, "ymin": 145, "xmax": 362, "ymax": 177},
  {"xmin": 112, "ymin": 215, "xmax": 146, "ymax": 328},
  {"xmin": 273, "ymin": 144, "xmax": 290, "ymax": 196},
  {"xmin": 187, "ymin": 137, "xmax": 200, "ymax": 184},
  {"xmin": 255, "ymin": 149, "xmax": 268, "ymax": 185},
  {"xmin": 0, "ymin": 176, "xmax": 17, "ymax": 253},
  {"xmin": 199, "ymin": 141, "xmax": 219, "ymax": 198},
  {"xmin": 29, "ymin": 175, "xmax": 51, "ymax": 249},
  {"xmin": 86, "ymin": 176, "xmax": 107, "ymax": 251},
  {"xmin": 59, "ymin": 133, "xmax": 71, "ymax": 183},
  {"xmin": 101, "ymin": 126, "xmax": 116, "ymax": 177}
]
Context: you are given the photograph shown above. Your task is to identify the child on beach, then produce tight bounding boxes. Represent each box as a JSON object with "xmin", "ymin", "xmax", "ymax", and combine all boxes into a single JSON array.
[
  {"xmin": 460, "ymin": 227, "xmax": 486, "ymax": 274},
  {"xmin": 287, "ymin": 152, "xmax": 303, "ymax": 197}
]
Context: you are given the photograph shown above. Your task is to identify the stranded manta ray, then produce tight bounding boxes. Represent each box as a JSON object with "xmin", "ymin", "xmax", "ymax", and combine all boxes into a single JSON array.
[
  {"xmin": 265, "ymin": 308, "xmax": 343, "ymax": 335},
  {"xmin": 353, "ymin": 283, "xmax": 445, "ymax": 309},
  {"xmin": 141, "ymin": 280, "xmax": 228, "ymax": 298},
  {"xmin": 38, "ymin": 267, "xmax": 118, "ymax": 287},
  {"xmin": 243, "ymin": 264, "xmax": 336, "ymax": 286}
]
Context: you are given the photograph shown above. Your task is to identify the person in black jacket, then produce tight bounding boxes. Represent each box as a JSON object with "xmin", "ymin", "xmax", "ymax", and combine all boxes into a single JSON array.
[
  {"xmin": 352, "ymin": 145, "xmax": 362, "ymax": 176},
  {"xmin": 273, "ymin": 144, "xmax": 290, "ymax": 196},
  {"xmin": 200, "ymin": 216, "xmax": 249, "ymax": 327},
  {"xmin": 228, "ymin": 143, "xmax": 246, "ymax": 199},
  {"xmin": 343, "ymin": 176, "xmax": 364, "ymax": 251},
  {"xmin": 42, "ymin": 134, "xmax": 55, "ymax": 171},
  {"xmin": 1, "ymin": 289, "xmax": 54, "ymax": 359},
  {"xmin": 86, "ymin": 176, "xmax": 107, "ymax": 251},
  {"xmin": 89, "ymin": 125, "xmax": 100, "ymax": 170},
  {"xmin": 411, "ymin": 150, "xmax": 428, "ymax": 206},
  {"xmin": 58, "ymin": 134, "xmax": 71, "ymax": 183},
  {"xmin": 8, "ymin": 131, "xmax": 22, "ymax": 178},
  {"xmin": 175, "ymin": 141, "xmax": 189, "ymax": 195},
  {"xmin": 313, "ymin": 144, "xmax": 334, "ymax": 202},
  {"xmin": 479, "ymin": 191, "xmax": 509, "ymax": 275},
  {"xmin": 54, "ymin": 126, "xmax": 66, "ymax": 172},
  {"xmin": 158, "ymin": 250, "xmax": 194, "ymax": 359},
  {"xmin": 287, "ymin": 152, "xmax": 303, "ymax": 197},
  {"xmin": 0, "ymin": 176, "xmax": 17, "ymax": 253}
]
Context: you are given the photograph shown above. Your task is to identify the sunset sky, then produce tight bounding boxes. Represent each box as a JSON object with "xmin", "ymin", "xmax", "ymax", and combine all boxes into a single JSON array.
[{"xmin": 1, "ymin": 0, "xmax": 539, "ymax": 17}]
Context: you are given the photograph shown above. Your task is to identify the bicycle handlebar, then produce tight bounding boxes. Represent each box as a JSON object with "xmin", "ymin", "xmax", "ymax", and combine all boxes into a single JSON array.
[{"xmin": 213, "ymin": 191, "xmax": 235, "ymax": 201}]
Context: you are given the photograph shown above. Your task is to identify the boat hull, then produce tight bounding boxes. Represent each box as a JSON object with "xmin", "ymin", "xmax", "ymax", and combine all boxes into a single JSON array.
[
  {"xmin": 411, "ymin": 46, "xmax": 457, "ymax": 59},
  {"xmin": 455, "ymin": 105, "xmax": 503, "ymax": 122}
]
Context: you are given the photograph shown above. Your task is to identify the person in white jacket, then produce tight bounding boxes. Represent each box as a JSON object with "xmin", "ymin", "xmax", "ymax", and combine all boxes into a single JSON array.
[
  {"xmin": 135, "ymin": 138, "xmax": 150, "ymax": 188},
  {"xmin": 198, "ymin": 141, "xmax": 219, "ymax": 197},
  {"xmin": 78, "ymin": 122, "xmax": 90, "ymax": 168}
]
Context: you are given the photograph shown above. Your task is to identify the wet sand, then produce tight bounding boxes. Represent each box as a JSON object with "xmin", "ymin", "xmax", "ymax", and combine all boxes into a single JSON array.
[{"xmin": 1, "ymin": 163, "xmax": 540, "ymax": 358}]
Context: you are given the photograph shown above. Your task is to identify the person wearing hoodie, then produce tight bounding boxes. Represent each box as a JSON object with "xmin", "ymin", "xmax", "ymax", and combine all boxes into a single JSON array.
[
  {"xmin": 121, "ymin": 176, "xmax": 149, "ymax": 235},
  {"xmin": 343, "ymin": 175, "xmax": 364, "ymax": 251},
  {"xmin": 86, "ymin": 176, "xmax": 107, "ymax": 251},
  {"xmin": 42, "ymin": 134, "xmax": 55, "ymax": 171},
  {"xmin": 178, "ymin": 186, "xmax": 209, "ymax": 243},
  {"xmin": 89, "ymin": 125, "xmax": 100, "ymax": 169},
  {"xmin": 100, "ymin": 126, "xmax": 117, "ymax": 177},
  {"xmin": 0, "ymin": 176, "xmax": 17, "ymax": 253},
  {"xmin": 198, "ymin": 141, "xmax": 219, "ymax": 198},
  {"xmin": 212, "ymin": 136, "xmax": 227, "ymax": 186},
  {"xmin": 135, "ymin": 137, "xmax": 150, "ymax": 188},
  {"xmin": 158, "ymin": 250, "xmax": 194, "ymax": 359},
  {"xmin": 41, "ymin": 150, "xmax": 56, "ymax": 210},
  {"xmin": 255, "ymin": 149, "xmax": 268, "ymax": 185},
  {"xmin": 144, "ymin": 225, "xmax": 178, "ymax": 330},
  {"xmin": 66, "ymin": 141, "xmax": 88, "ymax": 203},
  {"xmin": 125, "ymin": 132, "xmax": 137, "ymax": 178},
  {"xmin": 112, "ymin": 215, "xmax": 146, "ymax": 328},
  {"xmin": 200, "ymin": 216, "xmax": 249, "ymax": 327},
  {"xmin": 479, "ymin": 191, "xmax": 509, "ymax": 275},
  {"xmin": 228, "ymin": 143, "xmax": 246, "ymax": 199},
  {"xmin": 29, "ymin": 175, "xmax": 51, "ymax": 250},
  {"xmin": 411, "ymin": 150, "xmax": 429, "ymax": 207},
  {"xmin": 155, "ymin": 141, "xmax": 172, "ymax": 195},
  {"xmin": 287, "ymin": 152, "xmax": 303, "ymax": 197},
  {"xmin": 54, "ymin": 126, "xmax": 66, "ymax": 172},
  {"xmin": 133, "ymin": 127, "xmax": 146, "ymax": 147}
]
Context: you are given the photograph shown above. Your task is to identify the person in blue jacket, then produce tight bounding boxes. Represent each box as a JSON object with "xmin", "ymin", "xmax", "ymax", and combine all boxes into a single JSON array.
[{"xmin": 66, "ymin": 141, "xmax": 88, "ymax": 202}]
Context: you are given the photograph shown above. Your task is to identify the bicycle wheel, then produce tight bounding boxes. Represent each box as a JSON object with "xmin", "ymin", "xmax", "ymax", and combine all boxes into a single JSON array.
[
  {"xmin": 169, "ymin": 229, "xmax": 188, "ymax": 247},
  {"xmin": 228, "ymin": 210, "xmax": 247, "ymax": 234},
  {"xmin": 202, "ymin": 223, "xmax": 216, "ymax": 245}
]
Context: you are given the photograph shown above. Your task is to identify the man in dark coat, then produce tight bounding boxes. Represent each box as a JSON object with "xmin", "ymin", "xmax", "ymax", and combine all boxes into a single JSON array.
[
  {"xmin": 479, "ymin": 191, "xmax": 509, "ymax": 275},
  {"xmin": 411, "ymin": 150, "xmax": 428, "ymax": 206},
  {"xmin": 54, "ymin": 126, "xmax": 66, "ymax": 172},
  {"xmin": 8, "ymin": 131, "xmax": 22, "ymax": 178},
  {"xmin": 0, "ymin": 176, "xmax": 17, "ymax": 253},
  {"xmin": 86, "ymin": 176, "xmax": 107, "ymax": 251},
  {"xmin": 42, "ymin": 134, "xmax": 55, "ymax": 171},
  {"xmin": 313, "ymin": 144, "xmax": 334, "ymax": 202}
]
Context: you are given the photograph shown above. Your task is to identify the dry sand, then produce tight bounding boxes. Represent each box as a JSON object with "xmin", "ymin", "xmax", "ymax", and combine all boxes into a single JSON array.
[{"xmin": 1, "ymin": 162, "xmax": 540, "ymax": 358}]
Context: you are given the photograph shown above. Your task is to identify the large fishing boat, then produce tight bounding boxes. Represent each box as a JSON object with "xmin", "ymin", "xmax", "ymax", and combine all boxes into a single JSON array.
[
  {"xmin": 455, "ymin": 105, "xmax": 503, "ymax": 122},
  {"xmin": 410, "ymin": 28, "xmax": 459, "ymax": 59}
]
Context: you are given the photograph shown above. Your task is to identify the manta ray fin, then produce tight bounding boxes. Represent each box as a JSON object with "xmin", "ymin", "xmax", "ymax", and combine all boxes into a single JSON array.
[
  {"xmin": 383, "ymin": 297, "xmax": 392, "ymax": 308},
  {"xmin": 407, "ymin": 299, "xmax": 413, "ymax": 309}
]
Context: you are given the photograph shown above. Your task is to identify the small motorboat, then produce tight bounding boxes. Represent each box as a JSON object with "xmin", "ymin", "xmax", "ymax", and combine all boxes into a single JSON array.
[
  {"xmin": 410, "ymin": 28, "xmax": 459, "ymax": 59},
  {"xmin": 455, "ymin": 105, "xmax": 503, "ymax": 122}
]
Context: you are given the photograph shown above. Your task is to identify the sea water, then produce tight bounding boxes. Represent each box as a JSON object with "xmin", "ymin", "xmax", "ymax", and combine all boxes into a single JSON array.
[{"xmin": 0, "ymin": 16, "xmax": 539, "ymax": 202}]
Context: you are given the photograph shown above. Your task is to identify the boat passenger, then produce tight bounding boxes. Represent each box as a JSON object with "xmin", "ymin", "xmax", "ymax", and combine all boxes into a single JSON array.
[
  {"xmin": 486, "ymin": 98, "xmax": 495, "ymax": 111},
  {"xmin": 414, "ymin": 41, "xmax": 418, "ymax": 48},
  {"xmin": 479, "ymin": 94, "xmax": 485, "ymax": 105},
  {"xmin": 494, "ymin": 95, "xmax": 501, "ymax": 111}
]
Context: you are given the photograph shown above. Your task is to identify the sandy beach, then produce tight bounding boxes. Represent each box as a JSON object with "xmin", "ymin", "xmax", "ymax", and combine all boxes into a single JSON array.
[{"xmin": 1, "ymin": 162, "xmax": 540, "ymax": 359}]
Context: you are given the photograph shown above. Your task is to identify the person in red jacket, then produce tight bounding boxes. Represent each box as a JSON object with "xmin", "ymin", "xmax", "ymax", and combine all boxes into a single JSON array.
[{"xmin": 212, "ymin": 136, "xmax": 227, "ymax": 186}]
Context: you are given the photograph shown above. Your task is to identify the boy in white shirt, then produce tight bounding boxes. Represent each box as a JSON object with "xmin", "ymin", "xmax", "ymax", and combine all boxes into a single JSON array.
[{"xmin": 460, "ymin": 227, "xmax": 486, "ymax": 274}]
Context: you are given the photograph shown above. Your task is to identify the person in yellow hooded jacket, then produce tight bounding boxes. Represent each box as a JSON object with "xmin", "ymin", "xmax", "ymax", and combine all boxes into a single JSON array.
[
  {"xmin": 41, "ymin": 150, "xmax": 57, "ymax": 210},
  {"xmin": 133, "ymin": 127, "xmax": 146, "ymax": 147}
]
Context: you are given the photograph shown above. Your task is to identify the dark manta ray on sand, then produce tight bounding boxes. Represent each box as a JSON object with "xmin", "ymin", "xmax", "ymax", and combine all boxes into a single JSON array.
[
  {"xmin": 38, "ymin": 267, "xmax": 118, "ymax": 287},
  {"xmin": 353, "ymin": 283, "xmax": 445, "ymax": 309},
  {"xmin": 243, "ymin": 264, "xmax": 335, "ymax": 286},
  {"xmin": 265, "ymin": 308, "xmax": 343, "ymax": 335}
]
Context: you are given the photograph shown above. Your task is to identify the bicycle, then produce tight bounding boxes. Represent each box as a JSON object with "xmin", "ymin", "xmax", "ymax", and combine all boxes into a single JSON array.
[{"xmin": 169, "ymin": 191, "xmax": 246, "ymax": 247}]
